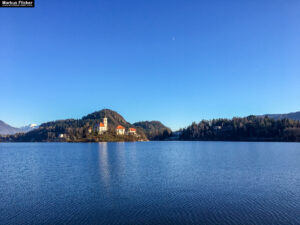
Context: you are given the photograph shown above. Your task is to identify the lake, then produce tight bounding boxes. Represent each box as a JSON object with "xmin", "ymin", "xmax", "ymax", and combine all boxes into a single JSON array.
[{"xmin": 0, "ymin": 142, "xmax": 300, "ymax": 225}]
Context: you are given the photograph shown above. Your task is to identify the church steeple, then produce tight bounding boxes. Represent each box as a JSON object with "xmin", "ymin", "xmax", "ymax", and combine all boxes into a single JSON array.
[{"xmin": 103, "ymin": 117, "xmax": 108, "ymax": 131}]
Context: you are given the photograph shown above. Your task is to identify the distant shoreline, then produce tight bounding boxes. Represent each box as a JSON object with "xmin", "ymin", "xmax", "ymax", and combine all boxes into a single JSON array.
[
  {"xmin": 1, "ymin": 139, "xmax": 300, "ymax": 143},
  {"xmin": 1, "ymin": 109, "xmax": 300, "ymax": 143}
]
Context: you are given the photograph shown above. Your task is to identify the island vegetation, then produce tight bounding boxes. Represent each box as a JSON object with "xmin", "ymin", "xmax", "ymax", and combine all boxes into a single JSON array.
[
  {"xmin": 0, "ymin": 109, "xmax": 172, "ymax": 142},
  {"xmin": 133, "ymin": 121, "xmax": 172, "ymax": 140}
]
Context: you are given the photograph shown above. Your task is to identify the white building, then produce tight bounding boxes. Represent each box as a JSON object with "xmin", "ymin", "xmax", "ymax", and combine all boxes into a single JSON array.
[
  {"xmin": 213, "ymin": 126, "xmax": 222, "ymax": 130},
  {"xmin": 94, "ymin": 117, "xmax": 108, "ymax": 134},
  {"xmin": 88, "ymin": 127, "xmax": 92, "ymax": 134},
  {"xmin": 128, "ymin": 128, "xmax": 136, "ymax": 135},
  {"xmin": 116, "ymin": 125, "xmax": 125, "ymax": 135}
]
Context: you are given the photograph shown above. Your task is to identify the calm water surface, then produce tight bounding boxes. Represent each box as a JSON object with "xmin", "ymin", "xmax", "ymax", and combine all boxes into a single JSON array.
[{"xmin": 0, "ymin": 142, "xmax": 300, "ymax": 225}]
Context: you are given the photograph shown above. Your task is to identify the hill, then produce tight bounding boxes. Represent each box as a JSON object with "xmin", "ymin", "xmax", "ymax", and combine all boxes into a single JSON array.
[
  {"xmin": 0, "ymin": 120, "xmax": 20, "ymax": 135},
  {"xmin": 82, "ymin": 109, "xmax": 131, "ymax": 129},
  {"xmin": 133, "ymin": 121, "xmax": 172, "ymax": 140},
  {"xmin": 180, "ymin": 116, "xmax": 300, "ymax": 142},
  {"xmin": 264, "ymin": 111, "xmax": 300, "ymax": 121}
]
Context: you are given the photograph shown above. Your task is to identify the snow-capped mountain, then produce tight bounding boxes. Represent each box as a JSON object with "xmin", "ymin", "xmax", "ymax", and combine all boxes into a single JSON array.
[
  {"xmin": 0, "ymin": 121, "xmax": 39, "ymax": 135},
  {"xmin": 19, "ymin": 124, "xmax": 39, "ymax": 133}
]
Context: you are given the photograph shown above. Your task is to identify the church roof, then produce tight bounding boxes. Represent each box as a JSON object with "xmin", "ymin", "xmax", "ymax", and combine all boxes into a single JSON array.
[{"xmin": 99, "ymin": 122, "xmax": 104, "ymax": 127}]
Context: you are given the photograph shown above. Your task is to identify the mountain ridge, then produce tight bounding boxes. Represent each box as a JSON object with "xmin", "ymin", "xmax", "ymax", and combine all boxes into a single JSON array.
[
  {"xmin": 0, "ymin": 120, "xmax": 20, "ymax": 135},
  {"xmin": 0, "ymin": 121, "xmax": 38, "ymax": 135},
  {"xmin": 263, "ymin": 111, "xmax": 300, "ymax": 121}
]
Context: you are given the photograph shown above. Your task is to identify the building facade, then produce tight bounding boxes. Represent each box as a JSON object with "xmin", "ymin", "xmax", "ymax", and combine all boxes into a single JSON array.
[
  {"xmin": 128, "ymin": 128, "xmax": 136, "ymax": 135},
  {"xmin": 116, "ymin": 125, "xmax": 125, "ymax": 135},
  {"xmin": 94, "ymin": 117, "xmax": 108, "ymax": 134}
]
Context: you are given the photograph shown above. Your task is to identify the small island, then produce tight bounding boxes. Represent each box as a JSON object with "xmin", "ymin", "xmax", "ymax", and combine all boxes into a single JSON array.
[{"xmin": 0, "ymin": 109, "xmax": 172, "ymax": 142}]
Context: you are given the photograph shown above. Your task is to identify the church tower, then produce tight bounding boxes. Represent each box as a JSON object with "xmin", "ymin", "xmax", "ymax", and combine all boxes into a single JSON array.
[{"xmin": 103, "ymin": 117, "xmax": 108, "ymax": 131}]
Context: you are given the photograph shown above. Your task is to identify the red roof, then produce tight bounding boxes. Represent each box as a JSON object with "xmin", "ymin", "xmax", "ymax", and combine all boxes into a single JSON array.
[
  {"xmin": 116, "ymin": 125, "xmax": 125, "ymax": 129},
  {"xmin": 99, "ymin": 122, "xmax": 104, "ymax": 127},
  {"xmin": 129, "ymin": 128, "xmax": 136, "ymax": 131}
]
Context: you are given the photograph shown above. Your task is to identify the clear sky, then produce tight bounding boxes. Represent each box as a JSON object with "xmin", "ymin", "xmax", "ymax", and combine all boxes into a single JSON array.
[{"xmin": 1, "ymin": 0, "xmax": 300, "ymax": 130}]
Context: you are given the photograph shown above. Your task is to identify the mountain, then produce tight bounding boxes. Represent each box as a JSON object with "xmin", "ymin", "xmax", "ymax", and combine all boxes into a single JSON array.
[
  {"xmin": 264, "ymin": 111, "xmax": 300, "ymax": 121},
  {"xmin": 0, "ymin": 120, "xmax": 20, "ymax": 135},
  {"xmin": 133, "ymin": 121, "xmax": 172, "ymax": 140},
  {"xmin": 19, "ymin": 124, "xmax": 39, "ymax": 133},
  {"xmin": 0, "ymin": 121, "xmax": 38, "ymax": 135}
]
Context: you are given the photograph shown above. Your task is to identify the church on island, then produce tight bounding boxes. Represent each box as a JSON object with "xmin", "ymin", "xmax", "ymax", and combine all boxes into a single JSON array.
[
  {"xmin": 92, "ymin": 117, "xmax": 136, "ymax": 136},
  {"xmin": 93, "ymin": 117, "xmax": 108, "ymax": 134}
]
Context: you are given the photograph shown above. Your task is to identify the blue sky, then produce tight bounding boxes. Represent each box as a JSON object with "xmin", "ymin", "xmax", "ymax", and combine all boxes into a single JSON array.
[{"xmin": 1, "ymin": 0, "xmax": 300, "ymax": 130}]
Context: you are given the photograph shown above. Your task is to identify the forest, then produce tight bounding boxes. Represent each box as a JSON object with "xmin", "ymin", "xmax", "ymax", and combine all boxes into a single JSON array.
[{"xmin": 180, "ymin": 116, "xmax": 300, "ymax": 142}]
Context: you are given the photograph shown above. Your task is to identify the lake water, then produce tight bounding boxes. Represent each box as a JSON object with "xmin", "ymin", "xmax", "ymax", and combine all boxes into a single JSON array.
[{"xmin": 0, "ymin": 142, "xmax": 300, "ymax": 225}]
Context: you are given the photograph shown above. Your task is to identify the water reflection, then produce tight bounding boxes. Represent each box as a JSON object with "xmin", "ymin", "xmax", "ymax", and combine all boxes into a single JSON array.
[
  {"xmin": 115, "ymin": 142, "xmax": 126, "ymax": 175},
  {"xmin": 98, "ymin": 142, "xmax": 110, "ymax": 189}
]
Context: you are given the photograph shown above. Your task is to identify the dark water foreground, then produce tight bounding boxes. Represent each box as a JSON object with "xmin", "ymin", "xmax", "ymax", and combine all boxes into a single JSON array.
[{"xmin": 0, "ymin": 142, "xmax": 300, "ymax": 225}]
